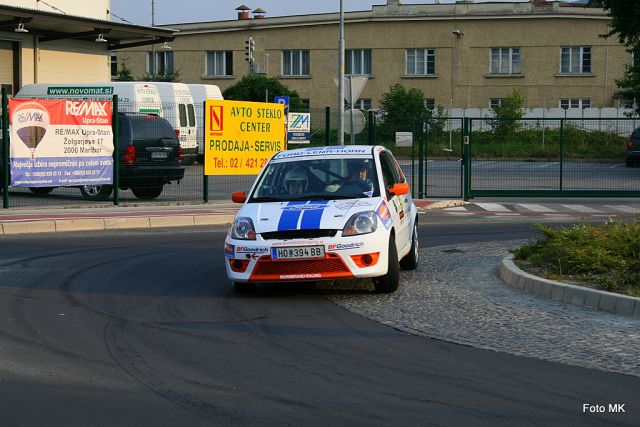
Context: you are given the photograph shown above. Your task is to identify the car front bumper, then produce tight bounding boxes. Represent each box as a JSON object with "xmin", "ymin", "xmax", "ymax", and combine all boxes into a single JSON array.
[{"xmin": 225, "ymin": 227, "xmax": 390, "ymax": 283}]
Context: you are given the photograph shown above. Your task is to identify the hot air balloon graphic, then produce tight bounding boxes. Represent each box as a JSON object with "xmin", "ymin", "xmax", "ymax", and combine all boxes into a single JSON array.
[{"xmin": 13, "ymin": 101, "xmax": 49, "ymax": 160}]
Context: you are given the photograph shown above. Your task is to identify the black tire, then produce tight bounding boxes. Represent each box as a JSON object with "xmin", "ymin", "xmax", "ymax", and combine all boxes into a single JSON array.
[
  {"xmin": 131, "ymin": 185, "xmax": 163, "ymax": 200},
  {"xmin": 233, "ymin": 281, "xmax": 255, "ymax": 293},
  {"xmin": 80, "ymin": 184, "xmax": 113, "ymax": 200},
  {"xmin": 626, "ymin": 159, "xmax": 634, "ymax": 167},
  {"xmin": 400, "ymin": 222, "xmax": 419, "ymax": 271},
  {"xmin": 29, "ymin": 187, "xmax": 55, "ymax": 196},
  {"xmin": 373, "ymin": 235, "xmax": 400, "ymax": 294}
]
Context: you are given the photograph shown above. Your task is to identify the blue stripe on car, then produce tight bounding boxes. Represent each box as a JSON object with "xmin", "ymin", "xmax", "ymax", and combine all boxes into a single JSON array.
[
  {"xmin": 277, "ymin": 201, "xmax": 307, "ymax": 230},
  {"xmin": 300, "ymin": 200, "xmax": 329, "ymax": 229}
]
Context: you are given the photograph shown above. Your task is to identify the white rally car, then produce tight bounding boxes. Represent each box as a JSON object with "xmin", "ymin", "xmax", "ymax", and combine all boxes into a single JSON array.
[{"xmin": 224, "ymin": 145, "xmax": 419, "ymax": 293}]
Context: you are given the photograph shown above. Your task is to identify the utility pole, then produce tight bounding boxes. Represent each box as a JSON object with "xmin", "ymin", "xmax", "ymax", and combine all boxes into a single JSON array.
[
  {"xmin": 337, "ymin": 0, "xmax": 345, "ymax": 145},
  {"xmin": 245, "ymin": 37, "xmax": 255, "ymax": 74},
  {"xmin": 150, "ymin": 0, "xmax": 156, "ymax": 76}
]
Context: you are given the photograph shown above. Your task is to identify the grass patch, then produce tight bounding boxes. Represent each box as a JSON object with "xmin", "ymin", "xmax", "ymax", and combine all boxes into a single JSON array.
[{"xmin": 512, "ymin": 221, "xmax": 640, "ymax": 298}]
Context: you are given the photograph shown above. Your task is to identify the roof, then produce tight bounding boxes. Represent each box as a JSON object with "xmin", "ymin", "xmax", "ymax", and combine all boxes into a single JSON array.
[{"xmin": 0, "ymin": 4, "xmax": 176, "ymax": 50}]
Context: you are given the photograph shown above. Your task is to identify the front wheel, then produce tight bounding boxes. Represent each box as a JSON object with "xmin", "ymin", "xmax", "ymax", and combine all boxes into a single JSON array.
[
  {"xmin": 131, "ymin": 185, "xmax": 163, "ymax": 200},
  {"xmin": 80, "ymin": 184, "xmax": 113, "ymax": 200},
  {"xmin": 373, "ymin": 235, "xmax": 400, "ymax": 294},
  {"xmin": 400, "ymin": 222, "xmax": 419, "ymax": 271}
]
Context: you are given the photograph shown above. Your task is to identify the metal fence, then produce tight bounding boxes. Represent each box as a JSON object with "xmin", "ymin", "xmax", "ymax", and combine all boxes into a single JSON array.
[{"xmin": 3, "ymin": 92, "xmax": 640, "ymax": 209}]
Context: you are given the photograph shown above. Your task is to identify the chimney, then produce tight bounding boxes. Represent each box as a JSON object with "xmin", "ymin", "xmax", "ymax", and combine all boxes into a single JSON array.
[
  {"xmin": 236, "ymin": 5, "xmax": 250, "ymax": 20},
  {"xmin": 252, "ymin": 8, "xmax": 266, "ymax": 19}
]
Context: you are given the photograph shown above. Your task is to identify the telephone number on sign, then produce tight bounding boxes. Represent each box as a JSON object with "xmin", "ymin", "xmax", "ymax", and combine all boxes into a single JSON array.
[{"xmin": 228, "ymin": 158, "xmax": 267, "ymax": 168}]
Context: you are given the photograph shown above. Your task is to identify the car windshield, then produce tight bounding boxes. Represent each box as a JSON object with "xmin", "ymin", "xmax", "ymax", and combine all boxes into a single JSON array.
[{"xmin": 249, "ymin": 157, "xmax": 380, "ymax": 202}]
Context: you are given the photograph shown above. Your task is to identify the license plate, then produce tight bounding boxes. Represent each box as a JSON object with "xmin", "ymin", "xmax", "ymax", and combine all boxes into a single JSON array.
[
  {"xmin": 272, "ymin": 245, "xmax": 325, "ymax": 260},
  {"xmin": 151, "ymin": 151, "xmax": 168, "ymax": 159}
]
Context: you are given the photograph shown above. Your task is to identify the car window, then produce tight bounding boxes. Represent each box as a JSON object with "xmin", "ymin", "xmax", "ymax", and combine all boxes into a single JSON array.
[
  {"xmin": 178, "ymin": 104, "xmax": 187, "ymax": 127},
  {"xmin": 250, "ymin": 157, "xmax": 379, "ymax": 201},
  {"xmin": 128, "ymin": 116, "xmax": 175, "ymax": 140},
  {"xmin": 187, "ymin": 104, "xmax": 196, "ymax": 127}
]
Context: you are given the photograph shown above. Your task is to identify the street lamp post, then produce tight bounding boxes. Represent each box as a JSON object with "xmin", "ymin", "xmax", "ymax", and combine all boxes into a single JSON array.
[{"xmin": 337, "ymin": 0, "xmax": 345, "ymax": 145}]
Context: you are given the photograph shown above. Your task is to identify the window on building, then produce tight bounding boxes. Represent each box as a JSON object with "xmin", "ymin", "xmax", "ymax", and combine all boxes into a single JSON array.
[
  {"xmin": 560, "ymin": 99, "xmax": 591, "ymax": 109},
  {"xmin": 406, "ymin": 48, "xmax": 436, "ymax": 75},
  {"xmin": 206, "ymin": 51, "xmax": 233, "ymax": 76},
  {"xmin": 282, "ymin": 50, "xmax": 310, "ymax": 76},
  {"xmin": 560, "ymin": 46, "xmax": 591, "ymax": 74},
  {"xmin": 490, "ymin": 98, "xmax": 504, "ymax": 108},
  {"xmin": 147, "ymin": 51, "xmax": 174, "ymax": 75},
  {"xmin": 345, "ymin": 49, "xmax": 372, "ymax": 75},
  {"xmin": 632, "ymin": 46, "xmax": 640, "ymax": 69},
  {"xmin": 424, "ymin": 98, "xmax": 436, "ymax": 110},
  {"xmin": 353, "ymin": 98, "xmax": 371, "ymax": 110},
  {"xmin": 300, "ymin": 99, "xmax": 310, "ymax": 111},
  {"xmin": 110, "ymin": 53, "xmax": 118, "ymax": 79},
  {"xmin": 490, "ymin": 47, "xmax": 520, "ymax": 74}
]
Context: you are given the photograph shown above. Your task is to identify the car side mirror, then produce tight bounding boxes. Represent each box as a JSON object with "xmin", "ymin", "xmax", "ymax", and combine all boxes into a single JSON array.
[
  {"xmin": 388, "ymin": 182, "xmax": 409, "ymax": 196},
  {"xmin": 231, "ymin": 191, "xmax": 247, "ymax": 203}
]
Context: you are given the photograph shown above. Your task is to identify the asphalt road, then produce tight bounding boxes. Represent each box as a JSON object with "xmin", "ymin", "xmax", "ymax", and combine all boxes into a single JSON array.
[{"xmin": 0, "ymin": 217, "xmax": 638, "ymax": 426}]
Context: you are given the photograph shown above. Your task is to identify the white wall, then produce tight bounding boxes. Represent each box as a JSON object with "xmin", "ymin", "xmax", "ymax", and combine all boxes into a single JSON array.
[{"xmin": 0, "ymin": 0, "xmax": 109, "ymax": 20}]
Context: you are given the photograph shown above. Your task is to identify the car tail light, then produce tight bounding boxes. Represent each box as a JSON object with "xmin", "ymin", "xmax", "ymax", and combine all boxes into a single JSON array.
[
  {"xmin": 177, "ymin": 144, "xmax": 183, "ymax": 163},
  {"xmin": 124, "ymin": 144, "xmax": 136, "ymax": 164},
  {"xmin": 175, "ymin": 129, "xmax": 180, "ymax": 137},
  {"xmin": 628, "ymin": 137, "xmax": 633, "ymax": 150}
]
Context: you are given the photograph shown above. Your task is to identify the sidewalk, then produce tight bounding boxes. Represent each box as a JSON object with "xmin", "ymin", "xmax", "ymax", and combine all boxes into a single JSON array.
[{"xmin": 0, "ymin": 199, "xmax": 466, "ymax": 235}]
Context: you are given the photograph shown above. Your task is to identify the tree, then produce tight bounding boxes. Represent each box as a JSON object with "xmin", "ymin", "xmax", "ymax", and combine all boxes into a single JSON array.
[
  {"xmin": 115, "ymin": 57, "xmax": 135, "ymax": 81},
  {"xmin": 141, "ymin": 70, "xmax": 181, "ymax": 82},
  {"xmin": 378, "ymin": 84, "xmax": 427, "ymax": 139},
  {"xmin": 222, "ymin": 75, "xmax": 304, "ymax": 111},
  {"xmin": 487, "ymin": 89, "xmax": 525, "ymax": 135},
  {"xmin": 589, "ymin": 1, "xmax": 640, "ymax": 113}
]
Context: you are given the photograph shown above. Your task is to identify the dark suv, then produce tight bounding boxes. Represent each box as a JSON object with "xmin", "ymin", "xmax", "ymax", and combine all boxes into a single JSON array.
[
  {"xmin": 627, "ymin": 128, "xmax": 640, "ymax": 167},
  {"xmin": 80, "ymin": 113, "xmax": 185, "ymax": 200}
]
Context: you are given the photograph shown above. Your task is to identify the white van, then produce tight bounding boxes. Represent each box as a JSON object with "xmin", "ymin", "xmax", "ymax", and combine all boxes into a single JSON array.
[
  {"xmin": 16, "ymin": 82, "xmax": 164, "ymax": 116},
  {"xmin": 187, "ymin": 84, "xmax": 223, "ymax": 162},
  {"xmin": 152, "ymin": 82, "xmax": 198, "ymax": 164}
]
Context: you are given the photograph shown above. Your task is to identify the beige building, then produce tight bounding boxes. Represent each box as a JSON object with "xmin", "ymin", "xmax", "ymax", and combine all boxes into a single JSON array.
[
  {"xmin": 118, "ymin": 0, "xmax": 629, "ymax": 111},
  {"xmin": 0, "ymin": 1, "xmax": 173, "ymax": 95}
]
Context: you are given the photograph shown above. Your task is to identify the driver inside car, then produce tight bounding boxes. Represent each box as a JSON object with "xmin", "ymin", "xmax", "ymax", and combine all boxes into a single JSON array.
[
  {"xmin": 284, "ymin": 167, "xmax": 308, "ymax": 194},
  {"xmin": 336, "ymin": 160, "xmax": 373, "ymax": 195}
]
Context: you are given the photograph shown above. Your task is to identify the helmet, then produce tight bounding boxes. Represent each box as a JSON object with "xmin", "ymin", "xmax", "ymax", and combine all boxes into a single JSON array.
[
  {"xmin": 346, "ymin": 159, "xmax": 369, "ymax": 178},
  {"xmin": 284, "ymin": 167, "xmax": 308, "ymax": 193}
]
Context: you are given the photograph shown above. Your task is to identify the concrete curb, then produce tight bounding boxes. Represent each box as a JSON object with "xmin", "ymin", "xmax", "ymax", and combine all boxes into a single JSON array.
[
  {"xmin": 1, "ymin": 214, "xmax": 236, "ymax": 235},
  {"xmin": 500, "ymin": 255, "xmax": 640, "ymax": 319}
]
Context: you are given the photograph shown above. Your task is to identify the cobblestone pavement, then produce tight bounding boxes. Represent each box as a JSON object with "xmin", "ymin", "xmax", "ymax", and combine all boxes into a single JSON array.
[{"xmin": 329, "ymin": 240, "xmax": 640, "ymax": 378}]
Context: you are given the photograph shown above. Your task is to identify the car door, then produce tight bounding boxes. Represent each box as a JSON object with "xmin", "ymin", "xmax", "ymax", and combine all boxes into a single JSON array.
[{"xmin": 379, "ymin": 151, "xmax": 410, "ymax": 255}]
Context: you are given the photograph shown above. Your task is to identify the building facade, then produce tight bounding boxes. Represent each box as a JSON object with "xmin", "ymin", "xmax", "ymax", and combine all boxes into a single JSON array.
[
  {"xmin": 118, "ymin": 0, "xmax": 630, "ymax": 111},
  {"xmin": 0, "ymin": 1, "xmax": 173, "ymax": 94}
]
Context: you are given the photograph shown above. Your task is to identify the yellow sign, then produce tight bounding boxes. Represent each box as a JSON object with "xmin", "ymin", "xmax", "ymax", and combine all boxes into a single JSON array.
[{"xmin": 204, "ymin": 100, "xmax": 286, "ymax": 175}]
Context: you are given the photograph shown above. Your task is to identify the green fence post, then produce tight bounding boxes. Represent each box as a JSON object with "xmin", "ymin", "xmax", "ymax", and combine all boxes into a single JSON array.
[
  {"xmin": 463, "ymin": 118, "xmax": 470, "ymax": 201},
  {"xmin": 203, "ymin": 101, "xmax": 209, "ymax": 203},
  {"xmin": 2, "ymin": 88, "xmax": 8, "ymax": 208},
  {"xmin": 325, "ymin": 106, "xmax": 331, "ymax": 146},
  {"xmin": 368, "ymin": 110, "xmax": 375, "ymax": 146},
  {"xmin": 411, "ymin": 123, "xmax": 416, "ymax": 198},
  {"xmin": 559, "ymin": 118, "xmax": 564, "ymax": 191},
  {"xmin": 112, "ymin": 95, "xmax": 119, "ymax": 205},
  {"xmin": 417, "ymin": 121, "xmax": 424, "ymax": 199}
]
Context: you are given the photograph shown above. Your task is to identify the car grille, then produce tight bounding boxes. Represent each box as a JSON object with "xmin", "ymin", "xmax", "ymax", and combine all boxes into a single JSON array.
[
  {"xmin": 250, "ymin": 253, "xmax": 351, "ymax": 280},
  {"xmin": 260, "ymin": 229, "xmax": 337, "ymax": 240}
]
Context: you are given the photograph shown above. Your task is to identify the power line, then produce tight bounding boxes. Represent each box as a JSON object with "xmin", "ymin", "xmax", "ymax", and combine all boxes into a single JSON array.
[
  {"xmin": 36, "ymin": 0, "xmax": 67, "ymax": 15},
  {"xmin": 107, "ymin": 9, "xmax": 134, "ymax": 25}
]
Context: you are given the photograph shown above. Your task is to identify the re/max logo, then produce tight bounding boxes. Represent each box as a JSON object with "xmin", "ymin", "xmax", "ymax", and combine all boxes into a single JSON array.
[{"xmin": 209, "ymin": 105, "xmax": 223, "ymax": 131}]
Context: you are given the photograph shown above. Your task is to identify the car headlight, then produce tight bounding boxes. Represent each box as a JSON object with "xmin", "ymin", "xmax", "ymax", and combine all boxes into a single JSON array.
[
  {"xmin": 342, "ymin": 211, "xmax": 377, "ymax": 236},
  {"xmin": 231, "ymin": 217, "xmax": 256, "ymax": 240}
]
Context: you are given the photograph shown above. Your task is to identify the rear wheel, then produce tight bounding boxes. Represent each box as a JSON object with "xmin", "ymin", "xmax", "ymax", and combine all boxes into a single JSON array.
[
  {"xmin": 80, "ymin": 184, "xmax": 113, "ymax": 200},
  {"xmin": 29, "ymin": 187, "xmax": 55, "ymax": 196},
  {"xmin": 373, "ymin": 235, "xmax": 400, "ymax": 294},
  {"xmin": 400, "ymin": 222, "xmax": 419, "ymax": 270},
  {"xmin": 626, "ymin": 159, "xmax": 634, "ymax": 167},
  {"xmin": 131, "ymin": 185, "xmax": 163, "ymax": 200}
]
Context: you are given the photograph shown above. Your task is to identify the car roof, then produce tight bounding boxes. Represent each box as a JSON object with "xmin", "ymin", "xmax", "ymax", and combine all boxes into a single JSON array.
[{"xmin": 272, "ymin": 145, "xmax": 377, "ymax": 161}]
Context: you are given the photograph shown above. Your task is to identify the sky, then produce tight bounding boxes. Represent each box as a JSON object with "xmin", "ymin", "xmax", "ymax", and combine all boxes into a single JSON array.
[{"xmin": 107, "ymin": 0, "xmax": 564, "ymax": 27}]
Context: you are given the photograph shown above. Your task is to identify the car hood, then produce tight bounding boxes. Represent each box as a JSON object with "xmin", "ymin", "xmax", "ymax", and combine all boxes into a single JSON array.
[{"xmin": 238, "ymin": 198, "xmax": 383, "ymax": 233}]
